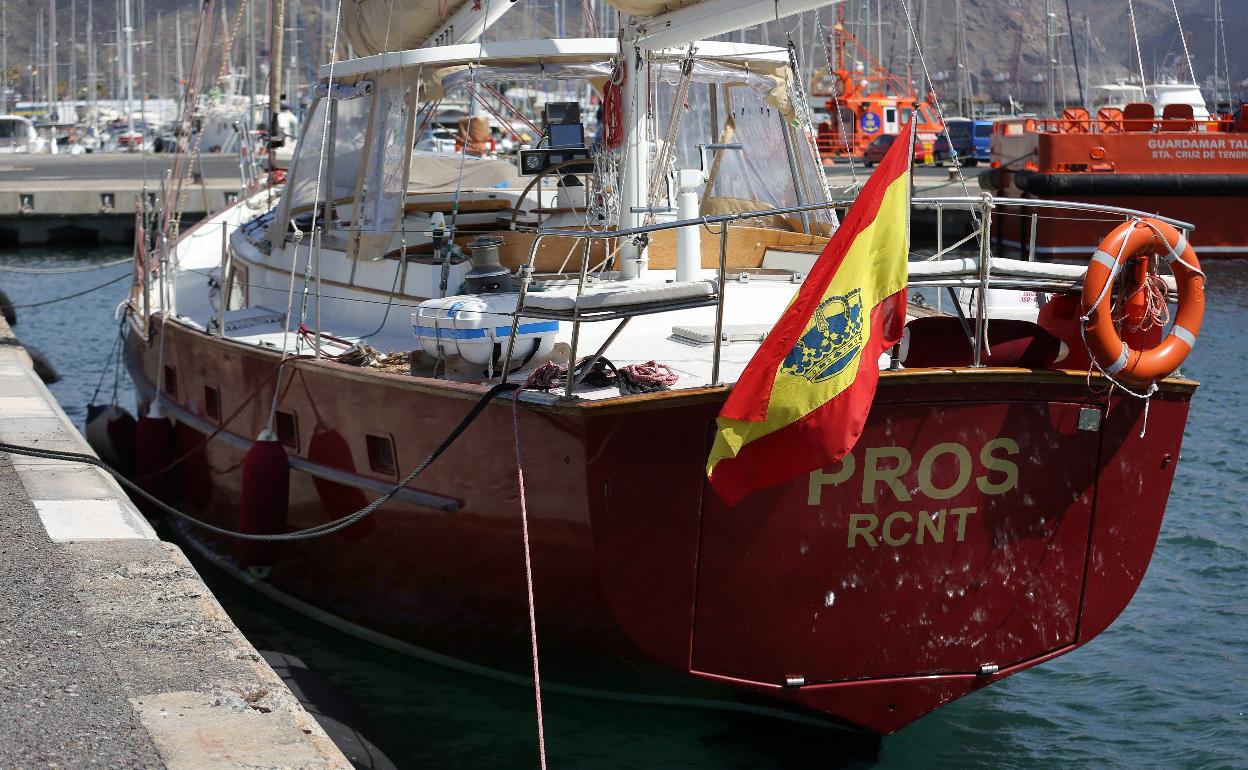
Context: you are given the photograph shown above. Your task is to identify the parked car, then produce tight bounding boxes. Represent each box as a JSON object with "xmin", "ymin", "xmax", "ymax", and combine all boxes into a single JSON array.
[
  {"xmin": 861, "ymin": 132, "xmax": 925, "ymax": 166},
  {"xmin": 934, "ymin": 117, "xmax": 993, "ymax": 166}
]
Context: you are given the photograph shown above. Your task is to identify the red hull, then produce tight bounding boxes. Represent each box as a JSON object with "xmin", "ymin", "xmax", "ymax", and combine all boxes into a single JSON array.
[
  {"xmin": 989, "ymin": 126, "xmax": 1248, "ymax": 257},
  {"xmin": 993, "ymin": 196, "xmax": 1248, "ymax": 259},
  {"xmin": 126, "ymin": 316, "xmax": 1193, "ymax": 733}
]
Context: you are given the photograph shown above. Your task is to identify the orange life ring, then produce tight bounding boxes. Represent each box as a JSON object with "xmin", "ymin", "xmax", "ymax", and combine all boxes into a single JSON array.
[{"xmin": 1081, "ymin": 218, "xmax": 1205, "ymax": 386}]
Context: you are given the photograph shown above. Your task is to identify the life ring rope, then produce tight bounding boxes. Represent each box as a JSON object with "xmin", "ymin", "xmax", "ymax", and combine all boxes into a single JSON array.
[{"xmin": 1079, "ymin": 216, "xmax": 1206, "ymax": 399}]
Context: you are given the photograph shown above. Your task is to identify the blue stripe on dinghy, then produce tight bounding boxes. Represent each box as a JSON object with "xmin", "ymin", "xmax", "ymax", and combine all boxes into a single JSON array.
[{"xmin": 412, "ymin": 321, "xmax": 559, "ymax": 340}]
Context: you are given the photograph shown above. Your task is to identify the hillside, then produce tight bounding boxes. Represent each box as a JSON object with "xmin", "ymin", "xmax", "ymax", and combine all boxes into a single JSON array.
[{"xmin": 2, "ymin": 0, "xmax": 1244, "ymax": 108}]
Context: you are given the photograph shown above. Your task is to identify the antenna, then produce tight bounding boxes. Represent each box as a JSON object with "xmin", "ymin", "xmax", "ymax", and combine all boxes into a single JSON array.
[{"xmin": 1044, "ymin": 0, "xmax": 1055, "ymax": 116}]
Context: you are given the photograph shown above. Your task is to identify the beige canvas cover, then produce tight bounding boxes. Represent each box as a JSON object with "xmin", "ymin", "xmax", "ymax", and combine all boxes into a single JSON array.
[
  {"xmin": 341, "ymin": 0, "xmax": 468, "ymax": 56},
  {"xmin": 408, "ymin": 153, "xmax": 520, "ymax": 192},
  {"xmin": 606, "ymin": 0, "xmax": 692, "ymax": 16}
]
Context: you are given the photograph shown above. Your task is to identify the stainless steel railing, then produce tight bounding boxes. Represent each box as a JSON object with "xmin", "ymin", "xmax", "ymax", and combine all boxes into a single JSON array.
[{"xmin": 500, "ymin": 194, "xmax": 1196, "ymax": 394}]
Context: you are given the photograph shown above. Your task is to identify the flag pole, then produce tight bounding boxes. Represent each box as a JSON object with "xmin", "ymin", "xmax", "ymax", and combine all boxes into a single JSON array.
[{"xmin": 889, "ymin": 107, "xmax": 918, "ymax": 371}]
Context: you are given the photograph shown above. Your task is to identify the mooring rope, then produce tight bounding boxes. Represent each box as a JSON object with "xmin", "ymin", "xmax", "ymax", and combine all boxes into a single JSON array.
[
  {"xmin": 0, "ymin": 257, "xmax": 133, "ymax": 274},
  {"xmin": 0, "ymin": 382, "xmax": 519, "ymax": 542},
  {"xmin": 511, "ymin": 388, "xmax": 548, "ymax": 770},
  {"xmin": 8, "ymin": 272, "xmax": 131, "ymax": 309}
]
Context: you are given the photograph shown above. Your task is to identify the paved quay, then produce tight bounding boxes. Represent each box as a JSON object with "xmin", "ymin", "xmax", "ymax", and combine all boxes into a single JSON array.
[
  {"xmin": 0, "ymin": 154, "xmax": 241, "ymax": 246},
  {"xmin": 0, "ymin": 316, "xmax": 350, "ymax": 769}
]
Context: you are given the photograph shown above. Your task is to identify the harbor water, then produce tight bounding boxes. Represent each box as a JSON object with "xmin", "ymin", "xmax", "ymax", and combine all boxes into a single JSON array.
[{"xmin": 2, "ymin": 247, "xmax": 1244, "ymax": 768}]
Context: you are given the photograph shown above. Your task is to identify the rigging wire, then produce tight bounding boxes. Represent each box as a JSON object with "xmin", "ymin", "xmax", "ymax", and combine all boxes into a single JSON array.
[
  {"xmin": 447, "ymin": 0, "xmax": 494, "ymax": 243},
  {"xmin": 784, "ymin": 28, "xmax": 838, "ymax": 221},
  {"xmin": 817, "ymin": 24, "xmax": 860, "ymax": 191},
  {"xmin": 270, "ymin": 0, "xmax": 346, "ymax": 430},
  {"xmin": 1167, "ymin": 0, "xmax": 1195, "ymax": 87},
  {"xmin": 1215, "ymin": 0, "xmax": 1230, "ymax": 110},
  {"xmin": 1126, "ymin": 0, "xmax": 1148, "ymax": 99},
  {"xmin": 88, "ymin": 319, "xmax": 126, "ymax": 406},
  {"xmin": 895, "ymin": 0, "xmax": 980, "ymax": 231},
  {"xmin": 358, "ymin": 236, "xmax": 406, "ymax": 340},
  {"xmin": 1063, "ymin": 0, "xmax": 1085, "ymax": 106}
]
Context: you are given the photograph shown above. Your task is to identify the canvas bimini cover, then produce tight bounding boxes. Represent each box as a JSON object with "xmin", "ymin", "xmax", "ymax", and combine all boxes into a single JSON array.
[{"xmin": 341, "ymin": 0, "xmax": 471, "ymax": 56}]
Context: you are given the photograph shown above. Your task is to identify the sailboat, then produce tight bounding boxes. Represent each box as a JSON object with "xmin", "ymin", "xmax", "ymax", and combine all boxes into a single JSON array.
[{"xmin": 122, "ymin": 0, "xmax": 1205, "ymax": 734}]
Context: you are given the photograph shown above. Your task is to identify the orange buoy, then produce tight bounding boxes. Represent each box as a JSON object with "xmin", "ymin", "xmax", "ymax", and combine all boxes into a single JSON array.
[
  {"xmin": 238, "ymin": 429, "xmax": 290, "ymax": 575},
  {"xmin": 1080, "ymin": 218, "xmax": 1205, "ymax": 387}
]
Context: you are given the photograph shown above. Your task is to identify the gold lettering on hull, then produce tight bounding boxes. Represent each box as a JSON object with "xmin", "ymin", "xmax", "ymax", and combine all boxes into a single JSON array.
[
  {"xmin": 809, "ymin": 438, "xmax": 1020, "ymax": 549},
  {"xmin": 846, "ymin": 507, "xmax": 977, "ymax": 548}
]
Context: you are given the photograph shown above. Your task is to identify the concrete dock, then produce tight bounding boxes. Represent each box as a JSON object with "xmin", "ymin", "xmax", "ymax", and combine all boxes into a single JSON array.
[
  {"xmin": 0, "ymin": 154, "xmax": 241, "ymax": 247},
  {"xmin": 0, "ymin": 316, "xmax": 351, "ymax": 769}
]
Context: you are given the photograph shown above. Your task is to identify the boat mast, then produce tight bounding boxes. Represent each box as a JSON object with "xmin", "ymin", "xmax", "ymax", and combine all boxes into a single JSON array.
[
  {"xmin": 36, "ymin": 9, "xmax": 43, "ymax": 109},
  {"xmin": 69, "ymin": 0, "xmax": 76, "ymax": 112},
  {"xmin": 246, "ymin": 0, "xmax": 255, "ymax": 121},
  {"xmin": 87, "ymin": 0, "xmax": 96, "ymax": 123},
  {"xmin": 113, "ymin": 0, "xmax": 121, "ymax": 109},
  {"xmin": 1211, "ymin": 0, "xmax": 1222, "ymax": 107},
  {"xmin": 954, "ymin": 0, "xmax": 965, "ymax": 115},
  {"xmin": 175, "ymin": 12, "xmax": 184, "ymax": 104},
  {"xmin": 1, "ymin": 0, "xmax": 7, "ymax": 114},
  {"xmin": 123, "ymin": 0, "xmax": 135, "ymax": 140},
  {"xmin": 286, "ymin": 0, "xmax": 297, "ymax": 115},
  {"xmin": 617, "ymin": 21, "xmax": 649, "ymax": 279},
  {"xmin": 156, "ymin": 10, "xmax": 163, "ymax": 103},
  {"xmin": 269, "ymin": 0, "xmax": 284, "ymax": 158},
  {"xmin": 139, "ymin": 0, "xmax": 147, "ymax": 130},
  {"xmin": 47, "ymin": 0, "xmax": 55, "ymax": 118}
]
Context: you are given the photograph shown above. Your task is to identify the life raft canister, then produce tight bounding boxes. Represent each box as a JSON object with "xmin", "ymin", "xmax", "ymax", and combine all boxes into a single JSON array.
[{"xmin": 1080, "ymin": 218, "xmax": 1205, "ymax": 387}]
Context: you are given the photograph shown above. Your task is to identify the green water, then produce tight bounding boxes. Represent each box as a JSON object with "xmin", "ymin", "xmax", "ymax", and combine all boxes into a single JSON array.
[{"xmin": 3, "ymin": 249, "xmax": 1244, "ymax": 768}]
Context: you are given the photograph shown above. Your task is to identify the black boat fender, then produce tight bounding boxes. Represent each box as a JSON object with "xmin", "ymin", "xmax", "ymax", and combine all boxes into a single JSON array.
[
  {"xmin": 0, "ymin": 287, "xmax": 14, "ymax": 325},
  {"xmin": 1014, "ymin": 170, "xmax": 1248, "ymax": 196},
  {"xmin": 25, "ymin": 344, "xmax": 60, "ymax": 384},
  {"xmin": 85, "ymin": 403, "xmax": 138, "ymax": 475}
]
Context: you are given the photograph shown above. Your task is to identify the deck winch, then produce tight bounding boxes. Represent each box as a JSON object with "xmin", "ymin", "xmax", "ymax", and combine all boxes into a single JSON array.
[{"xmin": 463, "ymin": 236, "xmax": 513, "ymax": 294}]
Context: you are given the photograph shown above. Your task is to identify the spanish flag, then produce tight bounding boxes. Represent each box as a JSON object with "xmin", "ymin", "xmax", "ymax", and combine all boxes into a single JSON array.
[{"xmin": 706, "ymin": 121, "xmax": 913, "ymax": 506}]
